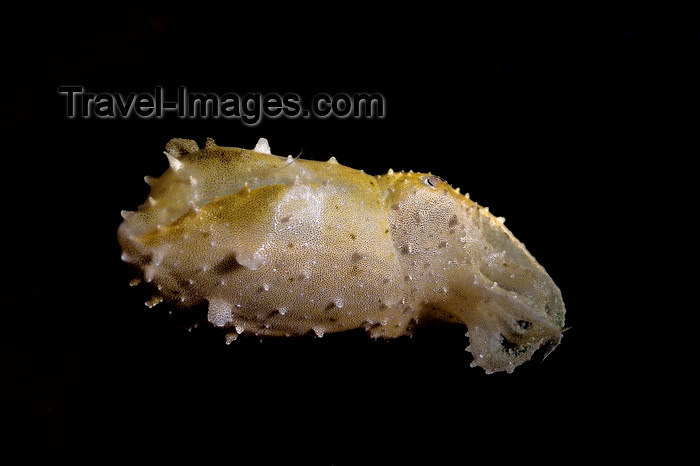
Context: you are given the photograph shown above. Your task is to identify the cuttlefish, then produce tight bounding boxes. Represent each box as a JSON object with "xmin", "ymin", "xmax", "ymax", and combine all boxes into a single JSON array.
[{"xmin": 118, "ymin": 138, "xmax": 565, "ymax": 373}]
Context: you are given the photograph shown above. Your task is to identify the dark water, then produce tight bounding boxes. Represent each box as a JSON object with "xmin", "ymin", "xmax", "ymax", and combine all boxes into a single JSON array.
[{"xmin": 1, "ymin": 4, "xmax": 690, "ymax": 463}]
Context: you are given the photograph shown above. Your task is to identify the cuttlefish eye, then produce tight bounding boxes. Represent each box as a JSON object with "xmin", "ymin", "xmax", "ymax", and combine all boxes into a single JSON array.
[
  {"xmin": 118, "ymin": 137, "xmax": 565, "ymax": 374},
  {"xmin": 423, "ymin": 175, "xmax": 445, "ymax": 188}
]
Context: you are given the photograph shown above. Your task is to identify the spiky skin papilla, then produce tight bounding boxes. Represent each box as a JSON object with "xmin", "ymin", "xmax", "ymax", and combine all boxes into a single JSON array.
[{"xmin": 118, "ymin": 138, "xmax": 565, "ymax": 373}]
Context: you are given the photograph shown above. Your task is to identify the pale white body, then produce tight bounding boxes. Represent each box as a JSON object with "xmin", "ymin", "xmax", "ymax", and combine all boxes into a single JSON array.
[{"xmin": 118, "ymin": 138, "xmax": 566, "ymax": 373}]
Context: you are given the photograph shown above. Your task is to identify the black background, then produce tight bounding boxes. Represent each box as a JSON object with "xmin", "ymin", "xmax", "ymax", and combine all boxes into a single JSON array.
[{"xmin": 0, "ymin": 3, "xmax": 692, "ymax": 463}]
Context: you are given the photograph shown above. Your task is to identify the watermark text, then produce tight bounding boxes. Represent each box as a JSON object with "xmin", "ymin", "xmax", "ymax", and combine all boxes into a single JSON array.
[{"xmin": 58, "ymin": 86, "xmax": 385, "ymax": 126}]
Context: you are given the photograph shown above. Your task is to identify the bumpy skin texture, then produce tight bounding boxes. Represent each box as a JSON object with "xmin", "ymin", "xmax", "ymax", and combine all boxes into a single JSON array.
[{"xmin": 118, "ymin": 138, "xmax": 566, "ymax": 373}]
